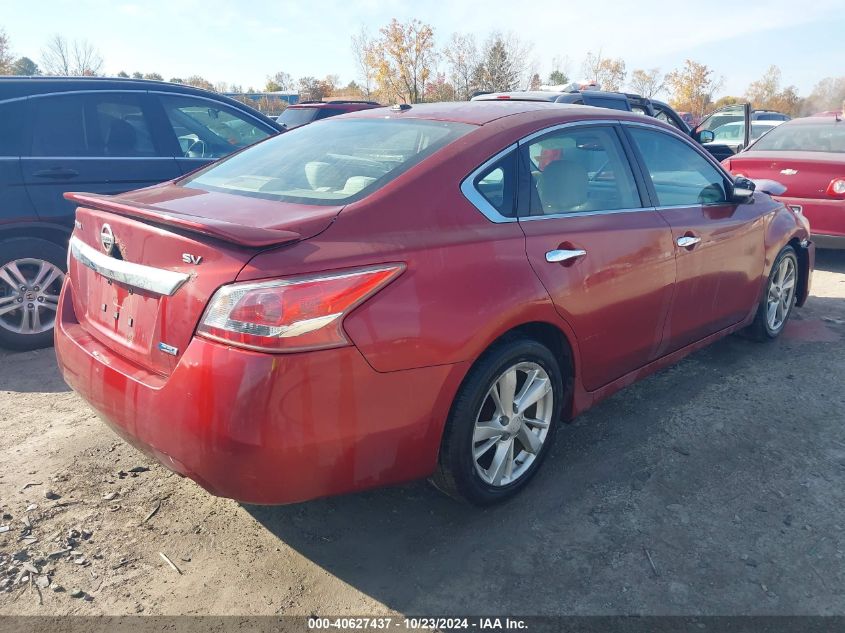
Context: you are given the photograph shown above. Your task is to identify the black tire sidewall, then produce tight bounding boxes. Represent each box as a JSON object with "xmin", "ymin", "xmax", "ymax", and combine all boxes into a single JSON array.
[
  {"xmin": 444, "ymin": 338, "xmax": 564, "ymax": 505},
  {"xmin": 0, "ymin": 237, "xmax": 67, "ymax": 351}
]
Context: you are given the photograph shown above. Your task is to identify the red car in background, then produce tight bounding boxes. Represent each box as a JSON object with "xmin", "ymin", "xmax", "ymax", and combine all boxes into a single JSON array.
[
  {"xmin": 55, "ymin": 102, "xmax": 813, "ymax": 506},
  {"xmin": 723, "ymin": 114, "xmax": 845, "ymax": 248}
]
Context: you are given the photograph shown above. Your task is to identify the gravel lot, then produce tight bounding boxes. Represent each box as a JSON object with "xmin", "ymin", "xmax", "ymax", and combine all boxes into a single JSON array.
[{"xmin": 0, "ymin": 250, "xmax": 843, "ymax": 617}]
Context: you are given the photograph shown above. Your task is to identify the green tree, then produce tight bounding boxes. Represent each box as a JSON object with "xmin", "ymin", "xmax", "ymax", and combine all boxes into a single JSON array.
[
  {"xmin": 548, "ymin": 69, "xmax": 568, "ymax": 85},
  {"xmin": 131, "ymin": 71, "xmax": 143, "ymax": 79},
  {"xmin": 474, "ymin": 34, "xmax": 519, "ymax": 92},
  {"xmin": 117, "ymin": 70, "xmax": 129, "ymax": 78},
  {"xmin": 143, "ymin": 72, "xmax": 163, "ymax": 81},
  {"xmin": 11, "ymin": 56, "xmax": 40, "ymax": 76}
]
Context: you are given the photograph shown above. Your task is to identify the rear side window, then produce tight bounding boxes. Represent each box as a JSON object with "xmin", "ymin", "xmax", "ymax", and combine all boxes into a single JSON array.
[
  {"xmin": 0, "ymin": 101, "xmax": 24, "ymax": 156},
  {"xmin": 30, "ymin": 93, "xmax": 157, "ymax": 157},
  {"xmin": 524, "ymin": 126, "xmax": 641, "ymax": 215},
  {"xmin": 277, "ymin": 107, "xmax": 320, "ymax": 129},
  {"xmin": 183, "ymin": 118, "xmax": 474, "ymax": 205},
  {"xmin": 31, "ymin": 95, "xmax": 89, "ymax": 156},
  {"xmin": 473, "ymin": 151, "xmax": 518, "ymax": 218},
  {"xmin": 583, "ymin": 96, "xmax": 630, "ymax": 111},
  {"xmin": 629, "ymin": 127, "xmax": 728, "ymax": 206}
]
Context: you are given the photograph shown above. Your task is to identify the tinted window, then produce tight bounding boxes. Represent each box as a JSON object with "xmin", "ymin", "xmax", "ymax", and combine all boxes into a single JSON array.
[
  {"xmin": 31, "ymin": 94, "xmax": 89, "ymax": 156},
  {"xmin": 277, "ymin": 107, "xmax": 320, "ymax": 129},
  {"xmin": 655, "ymin": 109, "xmax": 683, "ymax": 130},
  {"xmin": 750, "ymin": 122, "xmax": 845, "ymax": 153},
  {"xmin": 524, "ymin": 126, "xmax": 641, "ymax": 215},
  {"xmin": 92, "ymin": 94, "xmax": 156, "ymax": 156},
  {"xmin": 160, "ymin": 95, "xmax": 270, "ymax": 159},
  {"xmin": 629, "ymin": 127, "xmax": 728, "ymax": 206},
  {"xmin": 183, "ymin": 118, "xmax": 473, "ymax": 205},
  {"xmin": 0, "ymin": 101, "xmax": 24, "ymax": 156},
  {"xmin": 473, "ymin": 151, "xmax": 517, "ymax": 217},
  {"xmin": 583, "ymin": 96, "xmax": 630, "ymax": 111}
]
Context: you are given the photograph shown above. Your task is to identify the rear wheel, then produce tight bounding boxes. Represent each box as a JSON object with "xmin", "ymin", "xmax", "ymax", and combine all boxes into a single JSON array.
[
  {"xmin": 432, "ymin": 337, "xmax": 564, "ymax": 505},
  {"xmin": 747, "ymin": 245, "xmax": 798, "ymax": 341},
  {"xmin": 0, "ymin": 238, "xmax": 67, "ymax": 351}
]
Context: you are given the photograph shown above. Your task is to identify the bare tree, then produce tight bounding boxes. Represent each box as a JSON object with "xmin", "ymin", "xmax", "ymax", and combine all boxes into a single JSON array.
[
  {"xmin": 444, "ymin": 32, "xmax": 479, "ymax": 100},
  {"xmin": 265, "ymin": 71, "xmax": 294, "ymax": 92},
  {"xmin": 350, "ymin": 27, "xmax": 377, "ymax": 99},
  {"xmin": 41, "ymin": 35, "xmax": 103, "ymax": 76},
  {"xmin": 0, "ymin": 28, "xmax": 13, "ymax": 74},
  {"xmin": 582, "ymin": 50, "xmax": 626, "ymax": 91}
]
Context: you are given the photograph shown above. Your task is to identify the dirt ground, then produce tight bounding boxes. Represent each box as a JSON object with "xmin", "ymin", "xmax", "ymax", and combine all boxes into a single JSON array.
[{"xmin": 0, "ymin": 250, "xmax": 844, "ymax": 617}]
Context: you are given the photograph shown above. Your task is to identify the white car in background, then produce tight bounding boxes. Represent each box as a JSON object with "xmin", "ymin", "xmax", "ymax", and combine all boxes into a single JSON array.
[{"xmin": 705, "ymin": 120, "xmax": 785, "ymax": 154}]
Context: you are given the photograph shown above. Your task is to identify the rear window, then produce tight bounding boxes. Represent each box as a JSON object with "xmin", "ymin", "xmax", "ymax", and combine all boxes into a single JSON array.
[
  {"xmin": 183, "ymin": 118, "xmax": 474, "ymax": 205},
  {"xmin": 583, "ymin": 96, "xmax": 630, "ymax": 111},
  {"xmin": 277, "ymin": 107, "xmax": 321, "ymax": 130},
  {"xmin": 751, "ymin": 122, "xmax": 845, "ymax": 153}
]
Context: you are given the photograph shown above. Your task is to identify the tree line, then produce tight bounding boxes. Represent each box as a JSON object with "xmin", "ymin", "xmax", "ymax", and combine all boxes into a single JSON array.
[{"xmin": 1, "ymin": 23, "xmax": 844, "ymax": 118}]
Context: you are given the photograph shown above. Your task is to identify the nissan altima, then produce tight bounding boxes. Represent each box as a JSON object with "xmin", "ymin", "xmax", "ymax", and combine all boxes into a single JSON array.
[{"xmin": 55, "ymin": 102, "xmax": 814, "ymax": 505}]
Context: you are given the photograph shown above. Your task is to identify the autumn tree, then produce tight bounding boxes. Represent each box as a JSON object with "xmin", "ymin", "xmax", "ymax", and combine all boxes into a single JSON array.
[
  {"xmin": 745, "ymin": 65, "xmax": 800, "ymax": 115},
  {"xmin": 367, "ymin": 18, "xmax": 436, "ymax": 104},
  {"xmin": 443, "ymin": 32, "xmax": 479, "ymax": 100},
  {"xmin": 712, "ymin": 95, "xmax": 743, "ymax": 109},
  {"xmin": 41, "ymin": 35, "xmax": 103, "ymax": 76},
  {"xmin": 629, "ymin": 68, "xmax": 664, "ymax": 98},
  {"xmin": 350, "ymin": 27, "xmax": 377, "ymax": 99},
  {"xmin": 425, "ymin": 72, "xmax": 457, "ymax": 102},
  {"xmin": 0, "ymin": 28, "xmax": 13, "ymax": 74},
  {"xmin": 183, "ymin": 75, "xmax": 214, "ymax": 91},
  {"xmin": 11, "ymin": 56, "xmax": 39, "ymax": 76},
  {"xmin": 298, "ymin": 76, "xmax": 335, "ymax": 101},
  {"xmin": 665, "ymin": 59, "xmax": 723, "ymax": 118},
  {"xmin": 582, "ymin": 50, "xmax": 626, "ymax": 91}
]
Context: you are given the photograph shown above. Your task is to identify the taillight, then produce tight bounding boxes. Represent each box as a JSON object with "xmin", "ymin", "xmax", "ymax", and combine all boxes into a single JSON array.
[
  {"xmin": 826, "ymin": 178, "xmax": 845, "ymax": 197},
  {"xmin": 197, "ymin": 264, "xmax": 405, "ymax": 352}
]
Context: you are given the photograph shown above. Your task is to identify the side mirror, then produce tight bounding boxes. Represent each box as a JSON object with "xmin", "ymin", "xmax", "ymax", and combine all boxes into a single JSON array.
[
  {"xmin": 731, "ymin": 176, "xmax": 755, "ymax": 201},
  {"xmin": 698, "ymin": 130, "xmax": 715, "ymax": 144},
  {"xmin": 751, "ymin": 179, "xmax": 787, "ymax": 196}
]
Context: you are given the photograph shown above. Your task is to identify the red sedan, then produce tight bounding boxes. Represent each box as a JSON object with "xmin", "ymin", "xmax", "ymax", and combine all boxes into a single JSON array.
[
  {"xmin": 55, "ymin": 102, "xmax": 814, "ymax": 505},
  {"xmin": 723, "ymin": 115, "xmax": 845, "ymax": 248}
]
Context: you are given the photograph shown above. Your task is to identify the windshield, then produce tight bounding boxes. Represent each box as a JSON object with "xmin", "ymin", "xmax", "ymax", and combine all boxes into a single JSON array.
[
  {"xmin": 711, "ymin": 122, "xmax": 779, "ymax": 142},
  {"xmin": 183, "ymin": 118, "xmax": 475, "ymax": 205},
  {"xmin": 750, "ymin": 121, "xmax": 845, "ymax": 152},
  {"xmin": 276, "ymin": 107, "xmax": 320, "ymax": 130}
]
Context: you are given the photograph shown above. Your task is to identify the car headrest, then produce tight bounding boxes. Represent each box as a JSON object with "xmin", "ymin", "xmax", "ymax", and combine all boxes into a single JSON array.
[{"xmin": 537, "ymin": 160, "xmax": 588, "ymax": 213}]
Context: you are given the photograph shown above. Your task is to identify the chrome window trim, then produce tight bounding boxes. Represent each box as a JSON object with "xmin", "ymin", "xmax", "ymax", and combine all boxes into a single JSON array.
[
  {"xmin": 517, "ymin": 118, "xmax": 619, "ymax": 147},
  {"xmin": 70, "ymin": 236, "xmax": 189, "ymax": 296},
  {"xmin": 519, "ymin": 206, "xmax": 653, "ymax": 221},
  {"xmin": 460, "ymin": 143, "xmax": 519, "ymax": 223}
]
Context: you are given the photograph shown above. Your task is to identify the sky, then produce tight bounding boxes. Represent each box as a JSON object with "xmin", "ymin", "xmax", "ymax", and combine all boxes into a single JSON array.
[{"xmin": 3, "ymin": 0, "xmax": 845, "ymax": 98}]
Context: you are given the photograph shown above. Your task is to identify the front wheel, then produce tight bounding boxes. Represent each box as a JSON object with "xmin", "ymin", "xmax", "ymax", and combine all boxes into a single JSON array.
[
  {"xmin": 432, "ymin": 337, "xmax": 564, "ymax": 505},
  {"xmin": 747, "ymin": 245, "xmax": 798, "ymax": 341}
]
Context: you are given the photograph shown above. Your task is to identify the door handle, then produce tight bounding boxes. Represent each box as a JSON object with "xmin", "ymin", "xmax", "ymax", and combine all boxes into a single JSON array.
[
  {"xmin": 546, "ymin": 249, "xmax": 587, "ymax": 263},
  {"xmin": 676, "ymin": 236, "xmax": 701, "ymax": 248},
  {"xmin": 32, "ymin": 168, "xmax": 79, "ymax": 179}
]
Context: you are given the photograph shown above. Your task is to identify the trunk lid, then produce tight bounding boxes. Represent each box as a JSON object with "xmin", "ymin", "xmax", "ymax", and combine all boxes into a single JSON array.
[
  {"xmin": 66, "ymin": 183, "xmax": 341, "ymax": 376},
  {"xmin": 728, "ymin": 151, "xmax": 845, "ymax": 199}
]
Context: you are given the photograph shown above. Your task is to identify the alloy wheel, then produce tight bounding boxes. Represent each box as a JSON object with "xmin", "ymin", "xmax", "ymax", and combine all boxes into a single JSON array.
[
  {"xmin": 766, "ymin": 255, "xmax": 796, "ymax": 332},
  {"xmin": 0, "ymin": 258, "xmax": 65, "ymax": 335},
  {"xmin": 472, "ymin": 361, "xmax": 554, "ymax": 487}
]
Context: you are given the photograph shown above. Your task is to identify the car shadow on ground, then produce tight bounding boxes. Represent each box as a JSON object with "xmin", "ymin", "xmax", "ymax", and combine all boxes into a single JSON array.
[
  {"xmin": 245, "ymin": 322, "xmax": 845, "ymax": 615},
  {"xmin": 0, "ymin": 347, "xmax": 71, "ymax": 393},
  {"xmin": 815, "ymin": 248, "xmax": 845, "ymax": 274}
]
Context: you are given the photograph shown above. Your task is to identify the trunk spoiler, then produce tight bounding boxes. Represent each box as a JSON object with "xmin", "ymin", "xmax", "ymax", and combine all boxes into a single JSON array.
[{"xmin": 64, "ymin": 192, "xmax": 301, "ymax": 248}]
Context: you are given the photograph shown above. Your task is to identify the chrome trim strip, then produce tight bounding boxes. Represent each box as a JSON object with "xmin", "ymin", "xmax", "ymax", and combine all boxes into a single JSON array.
[
  {"xmin": 519, "ymin": 206, "xmax": 652, "ymax": 221},
  {"xmin": 70, "ymin": 236, "xmax": 189, "ymax": 296},
  {"xmin": 460, "ymin": 143, "xmax": 519, "ymax": 224}
]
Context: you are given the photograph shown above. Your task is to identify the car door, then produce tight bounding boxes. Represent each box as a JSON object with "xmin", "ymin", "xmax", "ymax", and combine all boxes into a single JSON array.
[
  {"xmin": 693, "ymin": 103, "xmax": 752, "ymax": 160},
  {"xmin": 624, "ymin": 124, "xmax": 764, "ymax": 354},
  {"xmin": 514, "ymin": 122, "xmax": 676, "ymax": 391},
  {"xmin": 0, "ymin": 99, "xmax": 37, "ymax": 225},
  {"xmin": 21, "ymin": 91, "xmax": 180, "ymax": 227},
  {"xmin": 153, "ymin": 93, "xmax": 274, "ymax": 174}
]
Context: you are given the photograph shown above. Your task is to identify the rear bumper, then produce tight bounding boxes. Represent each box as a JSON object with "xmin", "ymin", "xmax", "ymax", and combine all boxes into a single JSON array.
[
  {"xmin": 55, "ymin": 280, "xmax": 464, "ymax": 504},
  {"xmin": 776, "ymin": 195, "xmax": 845, "ymax": 241}
]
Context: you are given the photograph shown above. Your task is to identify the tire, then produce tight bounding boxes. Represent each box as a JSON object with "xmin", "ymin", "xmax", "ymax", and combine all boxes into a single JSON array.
[
  {"xmin": 432, "ymin": 336, "xmax": 564, "ymax": 505},
  {"xmin": 0, "ymin": 237, "xmax": 67, "ymax": 351},
  {"xmin": 746, "ymin": 245, "xmax": 798, "ymax": 341}
]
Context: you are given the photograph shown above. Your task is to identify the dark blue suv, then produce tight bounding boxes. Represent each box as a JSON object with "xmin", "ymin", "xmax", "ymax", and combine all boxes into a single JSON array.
[{"xmin": 0, "ymin": 77, "xmax": 282, "ymax": 350}]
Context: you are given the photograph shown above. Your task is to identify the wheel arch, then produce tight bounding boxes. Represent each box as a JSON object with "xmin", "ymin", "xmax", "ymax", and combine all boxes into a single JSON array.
[{"xmin": 0, "ymin": 222, "xmax": 72, "ymax": 250}]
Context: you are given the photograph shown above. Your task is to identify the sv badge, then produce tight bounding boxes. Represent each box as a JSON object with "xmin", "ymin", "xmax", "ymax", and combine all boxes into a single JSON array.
[{"xmin": 181, "ymin": 253, "xmax": 203, "ymax": 265}]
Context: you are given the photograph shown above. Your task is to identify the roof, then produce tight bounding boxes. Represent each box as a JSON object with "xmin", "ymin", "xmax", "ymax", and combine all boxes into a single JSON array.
[
  {"xmin": 472, "ymin": 90, "xmax": 630, "ymax": 103},
  {"xmin": 342, "ymin": 100, "xmax": 619, "ymax": 125}
]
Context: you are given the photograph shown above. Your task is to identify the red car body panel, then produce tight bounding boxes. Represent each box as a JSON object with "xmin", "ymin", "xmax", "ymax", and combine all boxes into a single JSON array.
[
  {"xmin": 724, "ymin": 147, "xmax": 845, "ymax": 244},
  {"xmin": 55, "ymin": 103, "xmax": 815, "ymax": 504}
]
